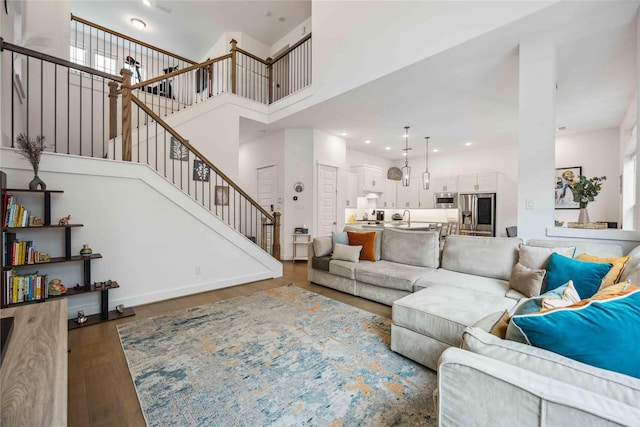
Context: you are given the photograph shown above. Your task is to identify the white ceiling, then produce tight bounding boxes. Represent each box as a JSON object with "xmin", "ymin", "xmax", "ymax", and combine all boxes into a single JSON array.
[{"xmin": 70, "ymin": 1, "xmax": 638, "ymax": 163}]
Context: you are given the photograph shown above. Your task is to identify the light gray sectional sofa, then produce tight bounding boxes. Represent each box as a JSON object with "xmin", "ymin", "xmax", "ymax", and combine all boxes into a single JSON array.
[
  {"xmin": 309, "ymin": 229, "xmax": 640, "ymax": 424},
  {"xmin": 307, "ymin": 227, "xmax": 440, "ymax": 306}
]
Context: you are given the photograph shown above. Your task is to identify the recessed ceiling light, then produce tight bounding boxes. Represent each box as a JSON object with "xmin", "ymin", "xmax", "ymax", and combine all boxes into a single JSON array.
[
  {"xmin": 130, "ymin": 18, "xmax": 146, "ymax": 30},
  {"xmin": 385, "ymin": 147, "xmax": 391, "ymax": 150},
  {"xmin": 465, "ymin": 142, "xmax": 472, "ymax": 146},
  {"xmin": 142, "ymin": 0, "xmax": 151, "ymax": 6},
  {"xmin": 341, "ymin": 132, "xmax": 347, "ymax": 136},
  {"xmin": 278, "ymin": 16, "xmax": 286, "ymax": 22},
  {"xmin": 433, "ymin": 149, "xmax": 439, "ymax": 153},
  {"xmin": 365, "ymin": 140, "xmax": 371, "ymax": 144},
  {"xmin": 403, "ymin": 152, "xmax": 408, "ymax": 156}
]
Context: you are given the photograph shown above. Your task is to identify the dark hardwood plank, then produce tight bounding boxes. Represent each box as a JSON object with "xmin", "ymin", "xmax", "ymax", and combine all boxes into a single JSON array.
[{"xmin": 67, "ymin": 261, "xmax": 390, "ymax": 427}]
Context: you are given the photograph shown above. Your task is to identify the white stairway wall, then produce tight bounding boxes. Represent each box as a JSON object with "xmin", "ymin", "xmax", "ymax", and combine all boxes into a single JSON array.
[{"xmin": 1, "ymin": 148, "xmax": 281, "ymax": 319}]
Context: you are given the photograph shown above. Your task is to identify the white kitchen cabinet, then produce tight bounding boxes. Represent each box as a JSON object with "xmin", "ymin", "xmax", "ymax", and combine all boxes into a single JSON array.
[
  {"xmin": 458, "ymin": 172, "xmax": 497, "ymax": 193},
  {"xmin": 431, "ymin": 176, "xmax": 458, "ymax": 193},
  {"xmin": 352, "ymin": 165, "xmax": 383, "ymax": 193},
  {"xmin": 345, "ymin": 172, "xmax": 358, "ymax": 207},
  {"xmin": 380, "ymin": 179, "xmax": 397, "ymax": 208},
  {"xmin": 396, "ymin": 174, "xmax": 421, "ymax": 208}
]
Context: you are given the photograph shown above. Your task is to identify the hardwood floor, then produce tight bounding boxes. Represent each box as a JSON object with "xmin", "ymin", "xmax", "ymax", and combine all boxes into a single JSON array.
[{"xmin": 67, "ymin": 261, "xmax": 391, "ymax": 427}]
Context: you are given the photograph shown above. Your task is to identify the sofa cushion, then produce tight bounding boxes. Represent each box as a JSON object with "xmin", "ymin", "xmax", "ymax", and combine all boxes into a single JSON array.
[
  {"xmin": 413, "ymin": 269, "xmax": 510, "ymax": 297},
  {"xmin": 329, "ymin": 259, "xmax": 360, "ymax": 279},
  {"xmin": 347, "ymin": 231, "xmax": 376, "ymax": 261},
  {"xmin": 544, "ymin": 252, "xmax": 612, "ymax": 299},
  {"xmin": 380, "ymin": 228, "xmax": 439, "ymax": 268},
  {"xmin": 393, "ymin": 285, "xmax": 516, "ymax": 348},
  {"xmin": 526, "ymin": 239, "xmax": 623, "ymax": 258},
  {"xmin": 510, "ymin": 289, "xmax": 640, "ymax": 379},
  {"xmin": 441, "ymin": 235, "xmax": 522, "ymax": 281},
  {"xmin": 331, "ymin": 243, "xmax": 361, "ymax": 263},
  {"xmin": 344, "ymin": 226, "xmax": 382, "ymax": 260},
  {"xmin": 462, "ymin": 327, "xmax": 640, "ymax": 408},
  {"xmin": 518, "ymin": 245, "xmax": 575, "ymax": 269},
  {"xmin": 311, "ymin": 255, "xmax": 331, "ymax": 272},
  {"xmin": 619, "ymin": 246, "xmax": 640, "ymax": 284},
  {"xmin": 575, "ymin": 253, "xmax": 630, "ymax": 289},
  {"xmin": 313, "ymin": 236, "xmax": 333, "ymax": 257},
  {"xmin": 332, "ymin": 231, "xmax": 348, "ymax": 251},
  {"xmin": 354, "ymin": 260, "xmax": 434, "ymax": 292},
  {"xmin": 509, "ymin": 262, "xmax": 546, "ymax": 297}
]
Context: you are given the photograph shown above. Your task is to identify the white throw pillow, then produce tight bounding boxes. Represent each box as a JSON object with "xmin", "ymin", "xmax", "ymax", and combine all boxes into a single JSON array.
[
  {"xmin": 518, "ymin": 245, "xmax": 575, "ymax": 269},
  {"xmin": 332, "ymin": 243, "xmax": 362, "ymax": 262}
]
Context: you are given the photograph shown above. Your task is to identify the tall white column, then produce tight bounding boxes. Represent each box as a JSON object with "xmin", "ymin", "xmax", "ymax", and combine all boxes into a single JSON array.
[{"xmin": 517, "ymin": 34, "xmax": 556, "ymax": 240}]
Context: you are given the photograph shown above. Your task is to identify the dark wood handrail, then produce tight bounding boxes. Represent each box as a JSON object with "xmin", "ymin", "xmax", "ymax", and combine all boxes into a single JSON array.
[
  {"xmin": 71, "ymin": 14, "xmax": 196, "ymax": 65},
  {"xmin": 271, "ymin": 33, "xmax": 312, "ymax": 65},
  {"xmin": 0, "ymin": 38, "xmax": 123, "ymax": 82},
  {"xmin": 235, "ymin": 47, "xmax": 268, "ymax": 65},
  {"xmin": 130, "ymin": 96, "xmax": 276, "ymax": 221},
  {"xmin": 129, "ymin": 53, "xmax": 231, "ymax": 90}
]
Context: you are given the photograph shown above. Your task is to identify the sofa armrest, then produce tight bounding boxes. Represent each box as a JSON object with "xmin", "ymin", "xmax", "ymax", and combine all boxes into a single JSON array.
[{"xmin": 438, "ymin": 347, "xmax": 640, "ymax": 426}]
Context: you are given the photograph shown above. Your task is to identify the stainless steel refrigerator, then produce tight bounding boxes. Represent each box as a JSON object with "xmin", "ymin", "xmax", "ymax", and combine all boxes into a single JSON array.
[{"xmin": 458, "ymin": 193, "xmax": 496, "ymax": 237}]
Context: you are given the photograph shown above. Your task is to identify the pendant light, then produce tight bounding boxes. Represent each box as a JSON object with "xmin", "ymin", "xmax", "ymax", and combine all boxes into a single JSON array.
[
  {"xmin": 402, "ymin": 126, "xmax": 411, "ymax": 186},
  {"xmin": 422, "ymin": 136, "xmax": 431, "ymax": 190}
]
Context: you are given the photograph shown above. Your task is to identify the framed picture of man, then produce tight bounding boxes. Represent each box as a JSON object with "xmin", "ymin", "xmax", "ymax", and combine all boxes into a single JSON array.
[{"xmin": 555, "ymin": 166, "xmax": 582, "ymax": 209}]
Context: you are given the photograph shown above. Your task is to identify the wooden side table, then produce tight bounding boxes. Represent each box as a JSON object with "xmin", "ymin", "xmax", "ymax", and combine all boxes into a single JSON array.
[{"xmin": 292, "ymin": 233, "xmax": 311, "ymax": 261}]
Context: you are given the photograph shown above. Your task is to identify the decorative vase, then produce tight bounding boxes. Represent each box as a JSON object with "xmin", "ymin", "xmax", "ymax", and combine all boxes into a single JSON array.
[
  {"xmin": 578, "ymin": 207, "xmax": 590, "ymax": 224},
  {"xmin": 80, "ymin": 244, "xmax": 93, "ymax": 257},
  {"xmin": 29, "ymin": 175, "xmax": 46, "ymax": 190}
]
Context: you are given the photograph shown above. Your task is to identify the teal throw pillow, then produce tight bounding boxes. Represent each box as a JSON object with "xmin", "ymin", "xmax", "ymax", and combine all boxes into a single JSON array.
[
  {"xmin": 544, "ymin": 252, "xmax": 612, "ymax": 299},
  {"xmin": 505, "ymin": 281, "xmax": 578, "ymax": 343},
  {"xmin": 332, "ymin": 231, "xmax": 348, "ymax": 250},
  {"xmin": 510, "ymin": 290, "xmax": 640, "ymax": 379}
]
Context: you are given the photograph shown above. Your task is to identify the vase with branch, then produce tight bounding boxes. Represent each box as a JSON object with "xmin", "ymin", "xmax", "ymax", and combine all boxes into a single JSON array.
[
  {"xmin": 16, "ymin": 133, "xmax": 47, "ymax": 190},
  {"xmin": 570, "ymin": 175, "xmax": 606, "ymax": 224}
]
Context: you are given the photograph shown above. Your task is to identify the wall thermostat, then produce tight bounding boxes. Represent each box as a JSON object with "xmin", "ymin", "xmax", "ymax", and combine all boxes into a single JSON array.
[{"xmin": 293, "ymin": 196, "xmax": 298, "ymax": 201}]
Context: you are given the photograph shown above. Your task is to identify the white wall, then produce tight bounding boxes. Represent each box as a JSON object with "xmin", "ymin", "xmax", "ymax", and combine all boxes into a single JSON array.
[
  {"xmin": 1, "ymin": 148, "xmax": 281, "ymax": 319},
  {"xmin": 21, "ymin": 0, "xmax": 70, "ymax": 58},
  {"xmin": 310, "ymin": 1, "xmax": 554, "ymax": 107},
  {"xmin": 271, "ymin": 17, "xmax": 312, "ymax": 57},
  {"xmin": 555, "ymin": 128, "xmax": 621, "ymax": 225}
]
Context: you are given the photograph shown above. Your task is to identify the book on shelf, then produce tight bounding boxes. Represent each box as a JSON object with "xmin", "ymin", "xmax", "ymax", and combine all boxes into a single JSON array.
[
  {"xmin": 3, "ymin": 269, "xmax": 48, "ymax": 304},
  {"xmin": 2, "ymin": 194, "xmax": 31, "ymax": 228}
]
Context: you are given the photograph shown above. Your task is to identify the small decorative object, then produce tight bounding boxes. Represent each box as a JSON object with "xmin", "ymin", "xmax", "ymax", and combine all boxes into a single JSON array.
[
  {"xmin": 570, "ymin": 175, "xmax": 606, "ymax": 224},
  {"xmin": 28, "ymin": 215, "xmax": 43, "ymax": 226},
  {"xmin": 48, "ymin": 278, "xmax": 66, "ymax": 296},
  {"xmin": 76, "ymin": 310, "xmax": 87, "ymax": 324},
  {"xmin": 170, "ymin": 137, "xmax": 188, "ymax": 161},
  {"xmin": 554, "ymin": 220, "xmax": 564, "ymax": 227},
  {"xmin": 58, "ymin": 214, "xmax": 71, "ymax": 226},
  {"xmin": 387, "ymin": 167, "xmax": 402, "ymax": 181},
  {"xmin": 15, "ymin": 133, "xmax": 47, "ymax": 190},
  {"xmin": 215, "ymin": 185, "xmax": 229, "ymax": 206},
  {"xmin": 79, "ymin": 244, "xmax": 93, "ymax": 257},
  {"xmin": 193, "ymin": 159, "xmax": 210, "ymax": 182},
  {"xmin": 293, "ymin": 182, "xmax": 305, "ymax": 193},
  {"xmin": 116, "ymin": 304, "xmax": 125, "ymax": 314}
]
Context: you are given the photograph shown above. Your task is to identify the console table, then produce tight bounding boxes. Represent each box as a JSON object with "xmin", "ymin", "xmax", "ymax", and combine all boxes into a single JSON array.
[{"xmin": 1, "ymin": 299, "xmax": 67, "ymax": 426}]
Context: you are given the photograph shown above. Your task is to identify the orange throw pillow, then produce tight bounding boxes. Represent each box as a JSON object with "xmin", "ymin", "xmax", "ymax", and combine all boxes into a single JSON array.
[
  {"xmin": 347, "ymin": 231, "xmax": 376, "ymax": 262},
  {"xmin": 575, "ymin": 254, "xmax": 630, "ymax": 289}
]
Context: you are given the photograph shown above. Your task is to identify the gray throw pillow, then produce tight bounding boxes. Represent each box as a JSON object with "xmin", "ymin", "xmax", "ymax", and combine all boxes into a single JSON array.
[
  {"xmin": 313, "ymin": 236, "xmax": 333, "ymax": 257},
  {"xmin": 332, "ymin": 231, "xmax": 349, "ymax": 250},
  {"xmin": 509, "ymin": 262, "xmax": 546, "ymax": 297},
  {"xmin": 332, "ymin": 243, "xmax": 362, "ymax": 262}
]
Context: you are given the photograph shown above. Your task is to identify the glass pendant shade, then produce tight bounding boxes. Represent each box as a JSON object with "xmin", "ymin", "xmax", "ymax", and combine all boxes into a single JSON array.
[
  {"xmin": 422, "ymin": 171, "xmax": 430, "ymax": 190},
  {"xmin": 402, "ymin": 165, "xmax": 411, "ymax": 186},
  {"xmin": 422, "ymin": 136, "xmax": 430, "ymax": 190},
  {"xmin": 402, "ymin": 126, "xmax": 411, "ymax": 187}
]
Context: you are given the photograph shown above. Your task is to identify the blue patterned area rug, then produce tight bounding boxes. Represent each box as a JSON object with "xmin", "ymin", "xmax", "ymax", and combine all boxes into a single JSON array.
[{"xmin": 117, "ymin": 284, "xmax": 437, "ymax": 426}]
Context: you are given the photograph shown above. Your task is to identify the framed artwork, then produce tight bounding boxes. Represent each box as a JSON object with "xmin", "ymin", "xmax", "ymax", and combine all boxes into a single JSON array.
[
  {"xmin": 193, "ymin": 159, "xmax": 210, "ymax": 182},
  {"xmin": 215, "ymin": 185, "xmax": 229, "ymax": 206},
  {"xmin": 170, "ymin": 137, "xmax": 188, "ymax": 161},
  {"xmin": 555, "ymin": 166, "xmax": 582, "ymax": 209}
]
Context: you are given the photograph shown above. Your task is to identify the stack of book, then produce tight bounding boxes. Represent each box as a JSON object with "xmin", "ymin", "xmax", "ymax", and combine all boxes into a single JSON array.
[{"xmin": 2, "ymin": 270, "xmax": 49, "ymax": 304}]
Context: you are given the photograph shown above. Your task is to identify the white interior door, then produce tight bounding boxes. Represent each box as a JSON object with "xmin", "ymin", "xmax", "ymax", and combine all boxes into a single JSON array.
[{"xmin": 317, "ymin": 164, "xmax": 337, "ymax": 236}]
